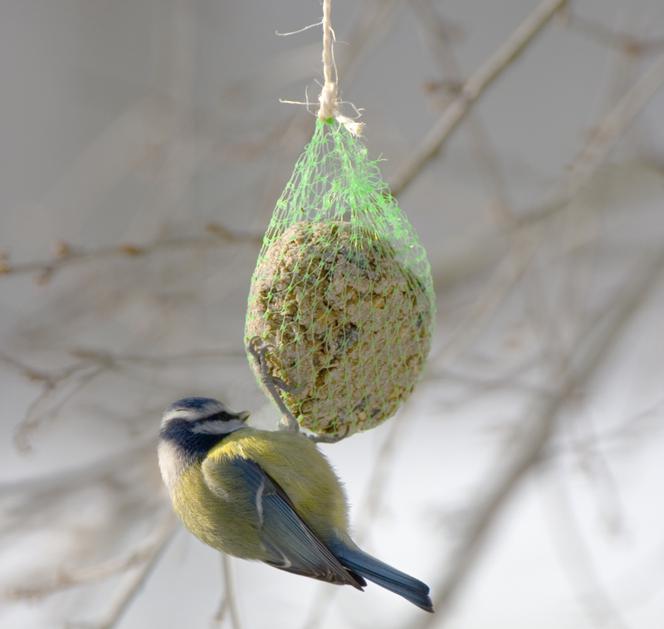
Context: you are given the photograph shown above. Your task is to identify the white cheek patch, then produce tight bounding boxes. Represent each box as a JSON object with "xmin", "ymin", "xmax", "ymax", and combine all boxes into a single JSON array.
[
  {"xmin": 158, "ymin": 440, "xmax": 187, "ymax": 493},
  {"xmin": 191, "ymin": 419, "xmax": 246, "ymax": 435}
]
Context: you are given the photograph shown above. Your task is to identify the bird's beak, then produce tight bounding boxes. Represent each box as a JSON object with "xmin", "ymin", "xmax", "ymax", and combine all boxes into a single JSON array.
[{"xmin": 236, "ymin": 410, "xmax": 250, "ymax": 422}]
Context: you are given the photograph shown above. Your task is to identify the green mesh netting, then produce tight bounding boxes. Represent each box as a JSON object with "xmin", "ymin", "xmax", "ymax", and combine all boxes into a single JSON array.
[{"xmin": 245, "ymin": 118, "xmax": 435, "ymax": 438}]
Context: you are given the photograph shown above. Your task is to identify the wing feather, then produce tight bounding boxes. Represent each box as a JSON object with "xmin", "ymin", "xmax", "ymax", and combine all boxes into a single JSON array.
[{"xmin": 203, "ymin": 456, "xmax": 364, "ymax": 589}]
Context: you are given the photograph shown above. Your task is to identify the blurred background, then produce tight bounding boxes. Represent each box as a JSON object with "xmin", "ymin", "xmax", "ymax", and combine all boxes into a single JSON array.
[{"xmin": 1, "ymin": 1, "xmax": 664, "ymax": 627}]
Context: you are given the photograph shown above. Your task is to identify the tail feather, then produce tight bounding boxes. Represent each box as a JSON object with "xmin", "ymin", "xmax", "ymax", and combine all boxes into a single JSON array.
[{"xmin": 331, "ymin": 544, "xmax": 434, "ymax": 613}]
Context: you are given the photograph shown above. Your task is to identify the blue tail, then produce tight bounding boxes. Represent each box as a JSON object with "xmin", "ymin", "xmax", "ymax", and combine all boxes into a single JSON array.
[{"xmin": 331, "ymin": 542, "xmax": 434, "ymax": 612}]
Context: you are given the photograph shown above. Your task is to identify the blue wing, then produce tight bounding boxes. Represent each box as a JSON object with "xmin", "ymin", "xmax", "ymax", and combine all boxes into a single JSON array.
[{"xmin": 219, "ymin": 457, "xmax": 364, "ymax": 589}]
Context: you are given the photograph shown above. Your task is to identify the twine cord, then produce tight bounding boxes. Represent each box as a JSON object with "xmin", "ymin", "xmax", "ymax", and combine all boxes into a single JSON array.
[
  {"xmin": 318, "ymin": 0, "xmax": 337, "ymax": 120},
  {"xmin": 317, "ymin": 0, "xmax": 363, "ymax": 135}
]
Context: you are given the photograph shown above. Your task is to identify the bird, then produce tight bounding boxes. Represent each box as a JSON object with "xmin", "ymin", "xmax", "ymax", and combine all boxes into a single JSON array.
[{"xmin": 158, "ymin": 396, "xmax": 433, "ymax": 612}]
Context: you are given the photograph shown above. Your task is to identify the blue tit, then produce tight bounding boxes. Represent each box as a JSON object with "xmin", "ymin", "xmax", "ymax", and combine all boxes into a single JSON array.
[{"xmin": 158, "ymin": 397, "xmax": 433, "ymax": 612}]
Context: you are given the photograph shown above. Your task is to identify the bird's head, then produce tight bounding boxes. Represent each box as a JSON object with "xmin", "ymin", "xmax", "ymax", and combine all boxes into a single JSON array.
[{"xmin": 160, "ymin": 397, "xmax": 249, "ymax": 452}]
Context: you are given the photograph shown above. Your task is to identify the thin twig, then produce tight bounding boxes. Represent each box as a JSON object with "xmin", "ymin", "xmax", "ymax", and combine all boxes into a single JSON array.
[
  {"xmin": 410, "ymin": 0, "xmax": 515, "ymax": 227},
  {"xmin": 0, "ymin": 224, "xmax": 261, "ymax": 283},
  {"xmin": 14, "ymin": 364, "xmax": 107, "ymax": 452},
  {"xmin": 566, "ymin": 52, "xmax": 664, "ymax": 194},
  {"xmin": 546, "ymin": 398, "xmax": 664, "ymax": 461},
  {"xmin": 411, "ymin": 249, "xmax": 664, "ymax": 627},
  {"xmin": 544, "ymin": 472, "xmax": 631, "ymax": 629},
  {"xmin": 432, "ymin": 51, "xmax": 664, "ymax": 295},
  {"xmin": 5, "ymin": 517, "xmax": 176, "ymax": 600},
  {"xmin": 563, "ymin": 11, "xmax": 664, "ymax": 56},
  {"xmin": 391, "ymin": 0, "xmax": 567, "ymax": 197},
  {"xmin": 70, "ymin": 346, "xmax": 247, "ymax": 366},
  {"xmin": 93, "ymin": 518, "xmax": 177, "ymax": 629},
  {"xmin": 6, "ymin": 345, "xmax": 245, "ymax": 451},
  {"xmin": 212, "ymin": 555, "xmax": 243, "ymax": 629},
  {"xmin": 299, "ymin": 412, "xmax": 405, "ymax": 629},
  {"xmin": 0, "ymin": 3, "xmax": 397, "ymax": 287},
  {"xmin": 0, "ymin": 440, "xmax": 155, "ymax": 496},
  {"xmin": 0, "ymin": 350, "xmax": 50, "ymax": 381},
  {"xmin": 508, "ymin": 53, "xmax": 664, "ymax": 252},
  {"xmin": 432, "ymin": 356, "xmax": 551, "ymax": 408},
  {"xmin": 353, "ymin": 414, "xmax": 407, "ymax": 545}
]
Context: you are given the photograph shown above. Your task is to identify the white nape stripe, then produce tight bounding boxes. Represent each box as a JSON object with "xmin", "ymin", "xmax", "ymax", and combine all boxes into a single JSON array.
[
  {"xmin": 191, "ymin": 419, "xmax": 246, "ymax": 435},
  {"xmin": 255, "ymin": 478, "xmax": 265, "ymax": 526},
  {"xmin": 161, "ymin": 401, "xmax": 227, "ymax": 426}
]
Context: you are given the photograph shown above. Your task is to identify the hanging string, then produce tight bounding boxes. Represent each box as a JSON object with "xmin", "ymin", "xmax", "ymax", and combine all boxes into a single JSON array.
[
  {"xmin": 317, "ymin": 0, "xmax": 364, "ymax": 135},
  {"xmin": 318, "ymin": 0, "xmax": 336, "ymax": 120}
]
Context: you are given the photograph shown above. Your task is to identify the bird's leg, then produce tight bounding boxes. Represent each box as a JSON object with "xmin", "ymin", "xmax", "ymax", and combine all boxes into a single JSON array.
[
  {"xmin": 270, "ymin": 374, "xmax": 304, "ymax": 395},
  {"xmin": 247, "ymin": 336, "xmax": 300, "ymax": 433}
]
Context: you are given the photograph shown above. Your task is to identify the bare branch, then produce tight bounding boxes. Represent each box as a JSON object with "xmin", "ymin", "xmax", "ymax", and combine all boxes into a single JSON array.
[
  {"xmin": 410, "ymin": 0, "xmax": 515, "ymax": 227},
  {"xmin": 89, "ymin": 518, "xmax": 177, "ymax": 629},
  {"xmin": 545, "ymin": 472, "xmax": 631, "ymax": 629},
  {"xmin": 4, "ymin": 517, "xmax": 177, "ymax": 601},
  {"xmin": 566, "ymin": 52, "xmax": 664, "ymax": 195},
  {"xmin": 411, "ymin": 249, "xmax": 664, "ymax": 627},
  {"xmin": 0, "ymin": 224, "xmax": 261, "ymax": 284},
  {"xmin": 212, "ymin": 555, "xmax": 243, "ymax": 629},
  {"xmin": 69, "ymin": 346, "xmax": 247, "ymax": 366},
  {"xmin": 13, "ymin": 362, "xmax": 107, "ymax": 453},
  {"xmin": 299, "ymin": 410, "xmax": 407, "ymax": 629},
  {"xmin": 563, "ymin": 11, "xmax": 664, "ymax": 56},
  {"xmin": 7, "ymin": 345, "xmax": 245, "ymax": 451},
  {"xmin": 391, "ymin": 0, "xmax": 567, "ymax": 197},
  {"xmin": 433, "ymin": 50, "xmax": 664, "ymax": 294}
]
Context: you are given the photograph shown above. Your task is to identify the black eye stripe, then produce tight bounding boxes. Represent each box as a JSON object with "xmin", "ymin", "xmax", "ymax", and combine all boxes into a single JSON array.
[
  {"xmin": 192, "ymin": 410, "xmax": 238, "ymax": 424},
  {"xmin": 160, "ymin": 410, "xmax": 241, "ymax": 442}
]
